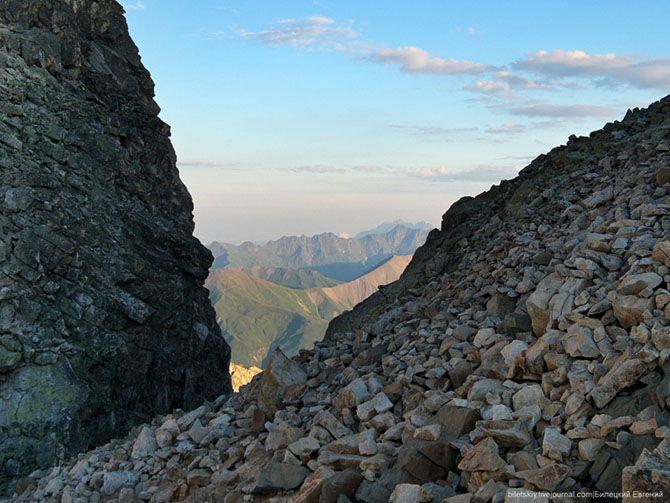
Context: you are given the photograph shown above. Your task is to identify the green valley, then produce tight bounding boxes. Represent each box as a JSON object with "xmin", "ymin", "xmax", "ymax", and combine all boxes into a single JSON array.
[{"xmin": 206, "ymin": 255, "xmax": 413, "ymax": 367}]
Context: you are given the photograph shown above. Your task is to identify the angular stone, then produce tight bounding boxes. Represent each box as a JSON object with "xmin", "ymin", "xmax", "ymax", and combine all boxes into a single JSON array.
[
  {"xmin": 512, "ymin": 384, "xmax": 546, "ymax": 411},
  {"xmin": 389, "ymin": 483, "xmax": 431, "ymax": 503},
  {"xmin": 294, "ymin": 466, "xmax": 335, "ymax": 503},
  {"xmin": 457, "ymin": 437, "xmax": 506, "ymax": 472},
  {"xmin": 651, "ymin": 240, "xmax": 670, "ymax": 263},
  {"xmin": 562, "ymin": 325, "xmax": 600, "ymax": 358},
  {"xmin": 397, "ymin": 443, "xmax": 447, "ymax": 483},
  {"xmin": 542, "ymin": 428, "xmax": 571, "ymax": 461},
  {"xmin": 315, "ymin": 410, "xmax": 352, "ymax": 439},
  {"xmin": 266, "ymin": 425, "xmax": 304, "ymax": 451},
  {"xmin": 527, "ymin": 273, "xmax": 563, "ymax": 335},
  {"xmin": 317, "ymin": 451, "xmax": 367, "ymax": 470},
  {"xmin": 500, "ymin": 340, "xmax": 528, "ymax": 366},
  {"xmin": 334, "ymin": 378, "xmax": 372, "ymax": 409},
  {"xmin": 414, "ymin": 424, "xmax": 441, "ymax": 441},
  {"xmin": 288, "ymin": 436, "xmax": 320, "ymax": 458},
  {"xmin": 256, "ymin": 349, "xmax": 307, "ymax": 419},
  {"xmin": 357, "ymin": 393, "xmax": 393, "ymax": 421},
  {"xmin": 583, "ymin": 186, "xmax": 613, "ymax": 209},
  {"xmin": 617, "ymin": 273, "xmax": 663, "ymax": 295},
  {"xmin": 177, "ymin": 405, "xmax": 206, "ymax": 431},
  {"xmin": 651, "ymin": 324, "xmax": 670, "ymax": 352},
  {"xmin": 320, "ymin": 469, "xmax": 364, "ymax": 503},
  {"xmin": 155, "ymin": 419, "xmax": 179, "ymax": 448},
  {"xmin": 252, "ymin": 462, "xmax": 310, "ymax": 495},
  {"xmin": 131, "ymin": 426, "xmax": 158, "ymax": 459},
  {"xmin": 453, "ymin": 325, "xmax": 478, "ymax": 342},
  {"xmin": 590, "ymin": 358, "xmax": 648, "ymax": 408},
  {"xmin": 613, "ymin": 295, "xmax": 654, "ymax": 327},
  {"xmin": 486, "ymin": 293, "xmax": 517, "ymax": 319},
  {"xmin": 477, "ymin": 419, "xmax": 532, "ymax": 447},
  {"xmin": 102, "ymin": 471, "xmax": 140, "ymax": 496},
  {"xmin": 516, "ymin": 464, "xmax": 569, "ymax": 491},
  {"xmin": 186, "ymin": 469, "xmax": 210, "ymax": 486},
  {"xmin": 621, "ymin": 446, "xmax": 670, "ymax": 503},
  {"xmin": 578, "ymin": 438, "xmax": 604, "ymax": 461}
]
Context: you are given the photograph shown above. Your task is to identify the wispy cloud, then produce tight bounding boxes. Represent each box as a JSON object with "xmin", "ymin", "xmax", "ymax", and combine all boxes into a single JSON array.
[
  {"xmin": 486, "ymin": 122, "xmax": 526, "ymax": 134},
  {"xmin": 508, "ymin": 103, "xmax": 614, "ymax": 118},
  {"xmin": 408, "ymin": 165, "xmax": 520, "ymax": 182},
  {"xmin": 291, "ymin": 165, "xmax": 346, "ymax": 174},
  {"xmin": 238, "ymin": 16, "xmax": 357, "ymax": 49},
  {"xmin": 351, "ymin": 164, "xmax": 405, "ymax": 174},
  {"xmin": 514, "ymin": 50, "xmax": 670, "ymax": 90},
  {"xmin": 120, "ymin": 0, "xmax": 145, "ymax": 11},
  {"xmin": 389, "ymin": 124, "xmax": 478, "ymax": 135},
  {"xmin": 465, "ymin": 71, "xmax": 556, "ymax": 96},
  {"xmin": 371, "ymin": 47, "xmax": 488, "ymax": 75}
]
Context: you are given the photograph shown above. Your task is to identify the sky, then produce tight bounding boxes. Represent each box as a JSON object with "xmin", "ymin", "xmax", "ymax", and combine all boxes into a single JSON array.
[{"xmin": 120, "ymin": 0, "xmax": 670, "ymax": 244}]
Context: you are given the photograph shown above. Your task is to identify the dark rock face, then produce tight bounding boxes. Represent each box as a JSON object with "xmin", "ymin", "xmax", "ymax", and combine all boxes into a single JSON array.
[{"xmin": 0, "ymin": 0, "xmax": 231, "ymax": 490}]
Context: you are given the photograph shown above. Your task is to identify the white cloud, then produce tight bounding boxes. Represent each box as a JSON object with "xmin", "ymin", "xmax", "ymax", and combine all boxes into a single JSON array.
[
  {"xmin": 466, "ymin": 80, "xmax": 511, "ymax": 93},
  {"xmin": 408, "ymin": 165, "xmax": 519, "ymax": 182},
  {"xmin": 508, "ymin": 103, "xmax": 614, "ymax": 118},
  {"xmin": 466, "ymin": 71, "xmax": 554, "ymax": 95},
  {"xmin": 467, "ymin": 27, "xmax": 476, "ymax": 35},
  {"xmin": 291, "ymin": 165, "xmax": 346, "ymax": 174},
  {"xmin": 493, "ymin": 71, "xmax": 549, "ymax": 90},
  {"xmin": 515, "ymin": 49, "xmax": 670, "ymax": 89},
  {"xmin": 486, "ymin": 122, "xmax": 526, "ymax": 134},
  {"xmin": 238, "ymin": 16, "xmax": 357, "ymax": 49},
  {"xmin": 371, "ymin": 46, "xmax": 488, "ymax": 75}
]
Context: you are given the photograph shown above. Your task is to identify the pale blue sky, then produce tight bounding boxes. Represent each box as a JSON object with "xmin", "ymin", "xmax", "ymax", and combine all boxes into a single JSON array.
[{"xmin": 121, "ymin": 1, "xmax": 670, "ymax": 244}]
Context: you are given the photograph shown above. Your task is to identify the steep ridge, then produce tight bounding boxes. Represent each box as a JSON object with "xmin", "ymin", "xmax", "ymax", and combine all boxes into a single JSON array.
[
  {"xmin": 0, "ymin": 0, "xmax": 231, "ymax": 493},
  {"xmin": 322, "ymin": 255, "xmax": 413, "ymax": 309},
  {"xmin": 229, "ymin": 266, "xmax": 341, "ymax": 289},
  {"xmin": 206, "ymin": 256, "xmax": 412, "ymax": 367},
  {"xmin": 8, "ymin": 99, "xmax": 670, "ymax": 500}
]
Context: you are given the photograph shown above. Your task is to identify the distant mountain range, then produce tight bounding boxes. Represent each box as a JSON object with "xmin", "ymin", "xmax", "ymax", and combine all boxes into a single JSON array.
[
  {"xmin": 204, "ymin": 223, "xmax": 428, "ymax": 367},
  {"xmin": 208, "ymin": 224, "xmax": 430, "ymax": 282},
  {"xmin": 206, "ymin": 255, "xmax": 413, "ymax": 367},
  {"xmin": 353, "ymin": 219, "xmax": 432, "ymax": 239}
]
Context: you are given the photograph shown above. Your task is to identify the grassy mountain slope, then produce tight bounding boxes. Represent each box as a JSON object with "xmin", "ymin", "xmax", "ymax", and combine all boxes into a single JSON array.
[
  {"xmin": 206, "ymin": 255, "xmax": 412, "ymax": 367},
  {"xmin": 321, "ymin": 255, "xmax": 412, "ymax": 308},
  {"xmin": 206, "ymin": 269, "xmax": 346, "ymax": 367},
  {"xmin": 230, "ymin": 266, "xmax": 341, "ymax": 289}
]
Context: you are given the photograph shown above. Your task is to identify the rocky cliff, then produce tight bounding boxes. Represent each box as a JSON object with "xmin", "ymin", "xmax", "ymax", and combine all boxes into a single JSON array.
[{"xmin": 0, "ymin": 0, "xmax": 231, "ymax": 492}]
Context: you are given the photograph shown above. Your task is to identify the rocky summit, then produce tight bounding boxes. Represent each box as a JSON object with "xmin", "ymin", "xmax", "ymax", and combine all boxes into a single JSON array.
[
  {"xmin": 9, "ymin": 90, "xmax": 670, "ymax": 503},
  {"xmin": 0, "ymin": 0, "xmax": 231, "ymax": 492}
]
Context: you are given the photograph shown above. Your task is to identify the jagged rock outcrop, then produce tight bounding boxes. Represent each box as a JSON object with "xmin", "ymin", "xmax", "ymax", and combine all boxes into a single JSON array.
[
  {"xmin": 6, "ymin": 94, "xmax": 670, "ymax": 501},
  {"xmin": 0, "ymin": 0, "xmax": 231, "ymax": 492},
  {"xmin": 229, "ymin": 363, "xmax": 262, "ymax": 393}
]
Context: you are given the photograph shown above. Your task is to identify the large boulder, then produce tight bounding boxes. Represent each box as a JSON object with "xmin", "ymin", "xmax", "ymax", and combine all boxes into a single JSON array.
[
  {"xmin": 0, "ymin": 0, "xmax": 230, "ymax": 491},
  {"xmin": 256, "ymin": 349, "xmax": 307, "ymax": 419}
]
